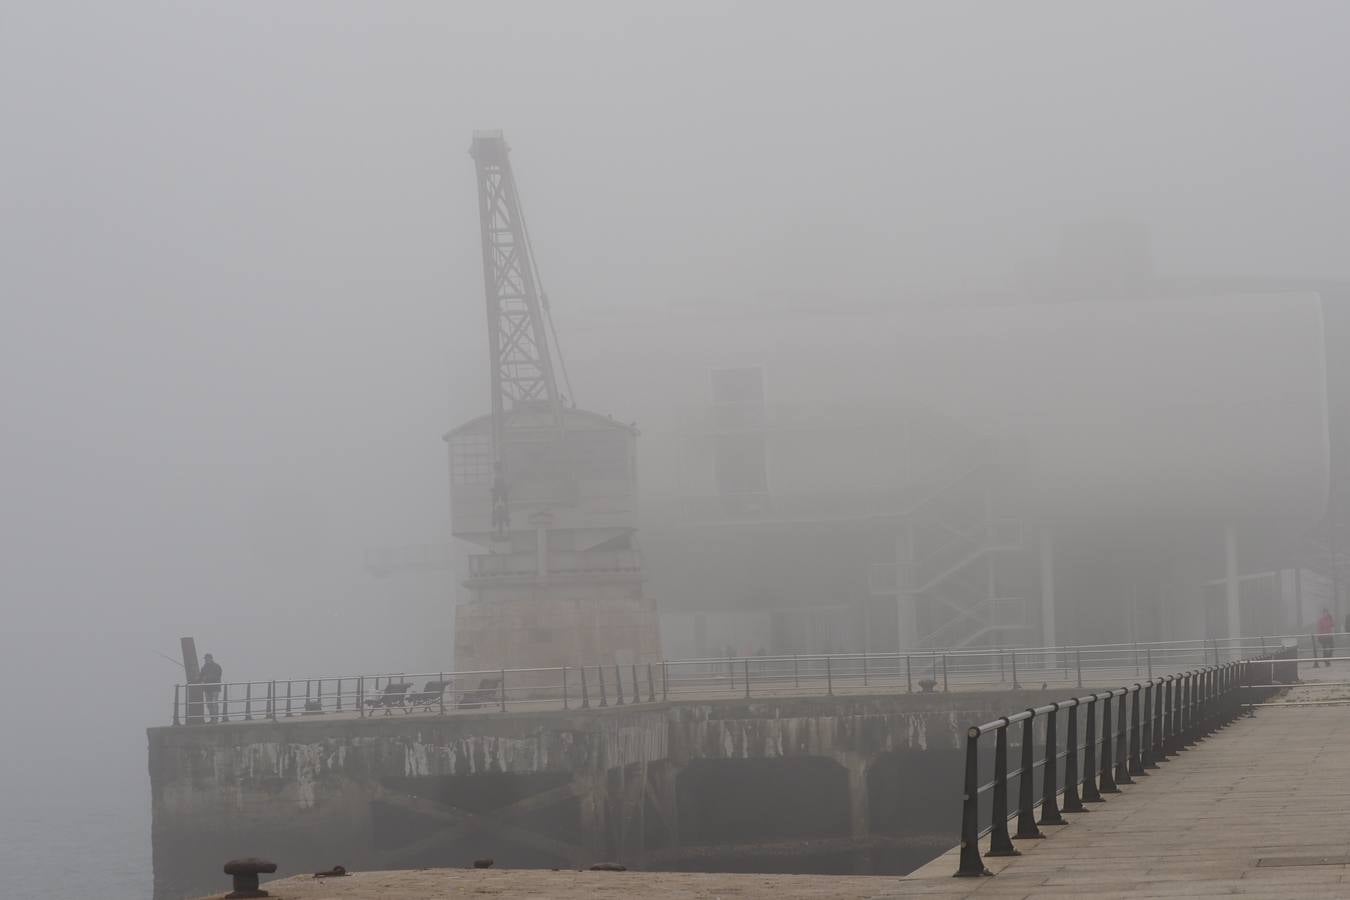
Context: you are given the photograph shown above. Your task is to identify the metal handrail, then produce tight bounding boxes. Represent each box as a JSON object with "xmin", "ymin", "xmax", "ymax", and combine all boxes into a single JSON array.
[
  {"xmin": 954, "ymin": 658, "xmax": 1256, "ymax": 876},
  {"xmin": 167, "ymin": 633, "xmax": 1327, "ymax": 726}
]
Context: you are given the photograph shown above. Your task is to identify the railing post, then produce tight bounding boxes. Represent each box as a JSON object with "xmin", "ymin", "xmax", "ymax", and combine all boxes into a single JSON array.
[
  {"xmin": 439, "ymin": 672, "xmax": 446, "ymax": 715},
  {"xmin": 173, "ymin": 684, "xmax": 181, "ymax": 726},
  {"xmin": 647, "ymin": 662, "xmax": 657, "ymax": 703},
  {"xmin": 955, "ymin": 728, "xmax": 992, "ymax": 876},
  {"xmin": 1168, "ymin": 676, "xmax": 1180, "ymax": 753},
  {"xmin": 987, "ymin": 722, "xmax": 1019, "ymax": 856},
  {"xmin": 1061, "ymin": 702, "xmax": 1084, "ymax": 813},
  {"xmin": 1075, "ymin": 649, "xmax": 1082, "ymax": 688},
  {"xmin": 499, "ymin": 670, "xmax": 507, "ymax": 712},
  {"xmin": 662, "ymin": 661, "xmax": 669, "ymax": 703},
  {"xmin": 1155, "ymin": 682, "xmax": 1166, "ymax": 761},
  {"xmin": 942, "ymin": 653, "xmax": 950, "ymax": 692},
  {"xmin": 1081, "ymin": 697, "xmax": 1103, "ymax": 803},
  {"xmin": 581, "ymin": 665, "xmax": 591, "ymax": 709},
  {"xmin": 744, "ymin": 658, "xmax": 751, "ymax": 699},
  {"xmin": 905, "ymin": 654, "xmax": 913, "ymax": 693},
  {"xmin": 1179, "ymin": 673, "xmax": 1192, "ymax": 748},
  {"xmin": 335, "ymin": 678, "xmax": 343, "ymax": 713},
  {"xmin": 1146, "ymin": 647, "xmax": 1153, "ymax": 679},
  {"xmin": 562, "ymin": 667, "xmax": 569, "ymax": 710},
  {"xmin": 1098, "ymin": 693, "xmax": 1119, "ymax": 793},
  {"xmin": 245, "ymin": 682, "xmax": 253, "ymax": 721},
  {"xmin": 598, "ymin": 665, "xmax": 608, "ymax": 708},
  {"xmin": 826, "ymin": 656, "xmax": 834, "ymax": 695},
  {"xmin": 356, "ymin": 677, "xmax": 363, "ymax": 719},
  {"xmin": 1114, "ymin": 689, "xmax": 1133, "ymax": 785},
  {"xmin": 1141, "ymin": 682, "xmax": 1156, "ymax": 769},
  {"xmin": 1011, "ymin": 650, "xmax": 1019, "ymax": 689},
  {"xmin": 1038, "ymin": 704, "xmax": 1066, "ymax": 826},
  {"xmin": 1015, "ymin": 712, "xmax": 1044, "ymax": 839},
  {"xmin": 1128, "ymin": 686, "xmax": 1146, "ymax": 776},
  {"xmin": 285, "ymin": 680, "xmax": 293, "ymax": 718},
  {"xmin": 221, "ymin": 684, "xmax": 230, "ymax": 723},
  {"xmin": 632, "ymin": 664, "xmax": 641, "ymax": 704}
]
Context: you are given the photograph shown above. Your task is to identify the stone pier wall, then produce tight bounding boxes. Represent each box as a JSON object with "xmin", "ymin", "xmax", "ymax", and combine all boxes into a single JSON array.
[{"xmin": 149, "ymin": 689, "xmax": 1070, "ymax": 899}]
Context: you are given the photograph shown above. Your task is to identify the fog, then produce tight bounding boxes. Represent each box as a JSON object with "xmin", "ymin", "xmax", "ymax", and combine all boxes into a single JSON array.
[{"xmin": 3, "ymin": 1, "xmax": 1349, "ymax": 896}]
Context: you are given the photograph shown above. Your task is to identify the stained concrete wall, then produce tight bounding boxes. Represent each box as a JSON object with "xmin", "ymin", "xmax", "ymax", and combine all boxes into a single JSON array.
[{"xmin": 149, "ymin": 689, "xmax": 1071, "ymax": 899}]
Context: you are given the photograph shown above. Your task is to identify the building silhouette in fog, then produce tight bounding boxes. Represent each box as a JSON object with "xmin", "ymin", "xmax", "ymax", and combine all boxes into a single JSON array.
[{"xmin": 614, "ymin": 224, "xmax": 1350, "ymax": 658}]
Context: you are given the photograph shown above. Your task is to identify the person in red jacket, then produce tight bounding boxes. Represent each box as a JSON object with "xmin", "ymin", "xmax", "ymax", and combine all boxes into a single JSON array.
[{"xmin": 1316, "ymin": 609, "xmax": 1335, "ymax": 667}]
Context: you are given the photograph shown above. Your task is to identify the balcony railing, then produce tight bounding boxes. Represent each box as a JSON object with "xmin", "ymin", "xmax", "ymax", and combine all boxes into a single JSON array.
[{"xmin": 467, "ymin": 548, "xmax": 642, "ymax": 579}]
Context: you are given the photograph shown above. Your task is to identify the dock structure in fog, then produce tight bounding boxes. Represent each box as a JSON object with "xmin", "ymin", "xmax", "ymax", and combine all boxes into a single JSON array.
[
  {"xmin": 152, "ymin": 636, "xmax": 1321, "ymax": 900},
  {"xmin": 187, "ymin": 665, "xmax": 1348, "ymax": 900}
]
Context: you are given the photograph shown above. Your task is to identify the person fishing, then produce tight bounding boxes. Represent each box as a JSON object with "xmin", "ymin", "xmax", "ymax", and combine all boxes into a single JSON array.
[{"xmin": 199, "ymin": 653, "xmax": 223, "ymax": 722}]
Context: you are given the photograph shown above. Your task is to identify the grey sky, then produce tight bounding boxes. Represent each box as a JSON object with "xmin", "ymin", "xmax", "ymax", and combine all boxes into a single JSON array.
[{"xmin": 2, "ymin": 0, "xmax": 1349, "ymax": 834}]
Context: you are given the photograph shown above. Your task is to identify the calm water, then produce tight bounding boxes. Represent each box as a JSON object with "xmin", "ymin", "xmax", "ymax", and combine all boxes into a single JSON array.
[
  {"xmin": 0, "ymin": 634, "xmax": 156, "ymax": 899},
  {"xmin": 1, "ymin": 765, "xmax": 150, "ymax": 899}
]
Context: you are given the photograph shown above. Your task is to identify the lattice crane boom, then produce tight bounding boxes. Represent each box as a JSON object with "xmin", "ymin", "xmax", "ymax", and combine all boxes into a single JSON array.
[{"xmin": 470, "ymin": 131, "xmax": 566, "ymax": 461}]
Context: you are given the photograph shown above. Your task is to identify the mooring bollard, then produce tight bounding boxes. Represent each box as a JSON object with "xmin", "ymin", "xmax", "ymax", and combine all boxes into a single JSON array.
[{"xmin": 222, "ymin": 857, "xmax": 277, "ymax": 898}]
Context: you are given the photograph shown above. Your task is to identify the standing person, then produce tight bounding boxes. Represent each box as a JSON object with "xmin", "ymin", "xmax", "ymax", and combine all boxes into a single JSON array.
[
  {"xmin": 1317, "ymin": 609, "xmax": 1335, "ymax": 667},
  {"xmin": 200, "ymin": 653, "xmax": 223, "ymax": 722}
]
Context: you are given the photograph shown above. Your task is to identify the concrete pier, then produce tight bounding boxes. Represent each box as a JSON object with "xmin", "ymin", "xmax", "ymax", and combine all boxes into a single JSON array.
[
  {"xmin": 151, "ymin": 687, "xmax": 1070, "ymax": 899},
  {"xmin": 194, "ymin": 676, "xmax": 1350, "ymax": 899}
]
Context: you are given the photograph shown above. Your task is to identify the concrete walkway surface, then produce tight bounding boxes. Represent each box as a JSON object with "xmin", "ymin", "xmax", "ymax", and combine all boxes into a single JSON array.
[{"xmin": 199, "ymin": 678, "xmax": 1350, "ymax": 899}]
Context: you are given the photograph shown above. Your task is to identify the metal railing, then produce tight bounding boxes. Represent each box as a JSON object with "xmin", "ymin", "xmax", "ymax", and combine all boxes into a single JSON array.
[
  {"xmin": 168, "ymin": 632, "xmax": 1335, "ymax": 726},
  {"xmin": 954, "ymin": 659, "xmax": 1254, "ymax": 877}
]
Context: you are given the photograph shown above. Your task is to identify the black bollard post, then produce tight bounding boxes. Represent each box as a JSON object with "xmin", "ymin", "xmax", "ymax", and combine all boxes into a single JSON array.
[
  {"xmin": 1128, "ymin": 686, "xmax": 1147, "ymax": 776},
  {"xmin": 1081, "ymin": 697, "xmax": 1104, "ymax": 803},
  {"xmin": 1114, "ymin": 690, "xmax": 1133, "ymax": 785},
  {"xmin": 1015, "ymin": 712, "xmax": 1044, "ymax": 839},
  {"xmin": 1099, "ymin": 693, "xmax": 1119, "ymax": 793},
  {"xmin": 986, "ymin": 722, "xmax": 1020, "ymax": 857},
  {"xmin": 955, "ymin": 729, "xmax": 992, "ymax": 876},
  {"xmin": 1038, "ymin": 704, "xmax": 1066, "ymax": 826},
  {"xmin": 1061, "ymin": 701, "xmax": 1085, "ymax": 813},
  {"xmin": 1141, "ymin": 683, "xmax": 1156, "ymax": 770}
]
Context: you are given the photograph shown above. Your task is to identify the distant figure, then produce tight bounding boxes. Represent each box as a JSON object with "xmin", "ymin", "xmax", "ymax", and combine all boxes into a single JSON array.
[
  {"xmin": 1316, "ymin": 609, "xmax": 1335, "ymax": 667},
  {"xmin": 200, "ymin": 653, "xmax": 223, "ymax": 722},
  {"xmin": 490, "ymin": 462, "xmax": 510, "ymax": 536}
]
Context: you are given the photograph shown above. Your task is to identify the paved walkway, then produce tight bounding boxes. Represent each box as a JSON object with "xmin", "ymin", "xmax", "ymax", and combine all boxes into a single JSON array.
[{"xmin": 202, "ymin": 677, "xmax": 1350, "ymax": 899}]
